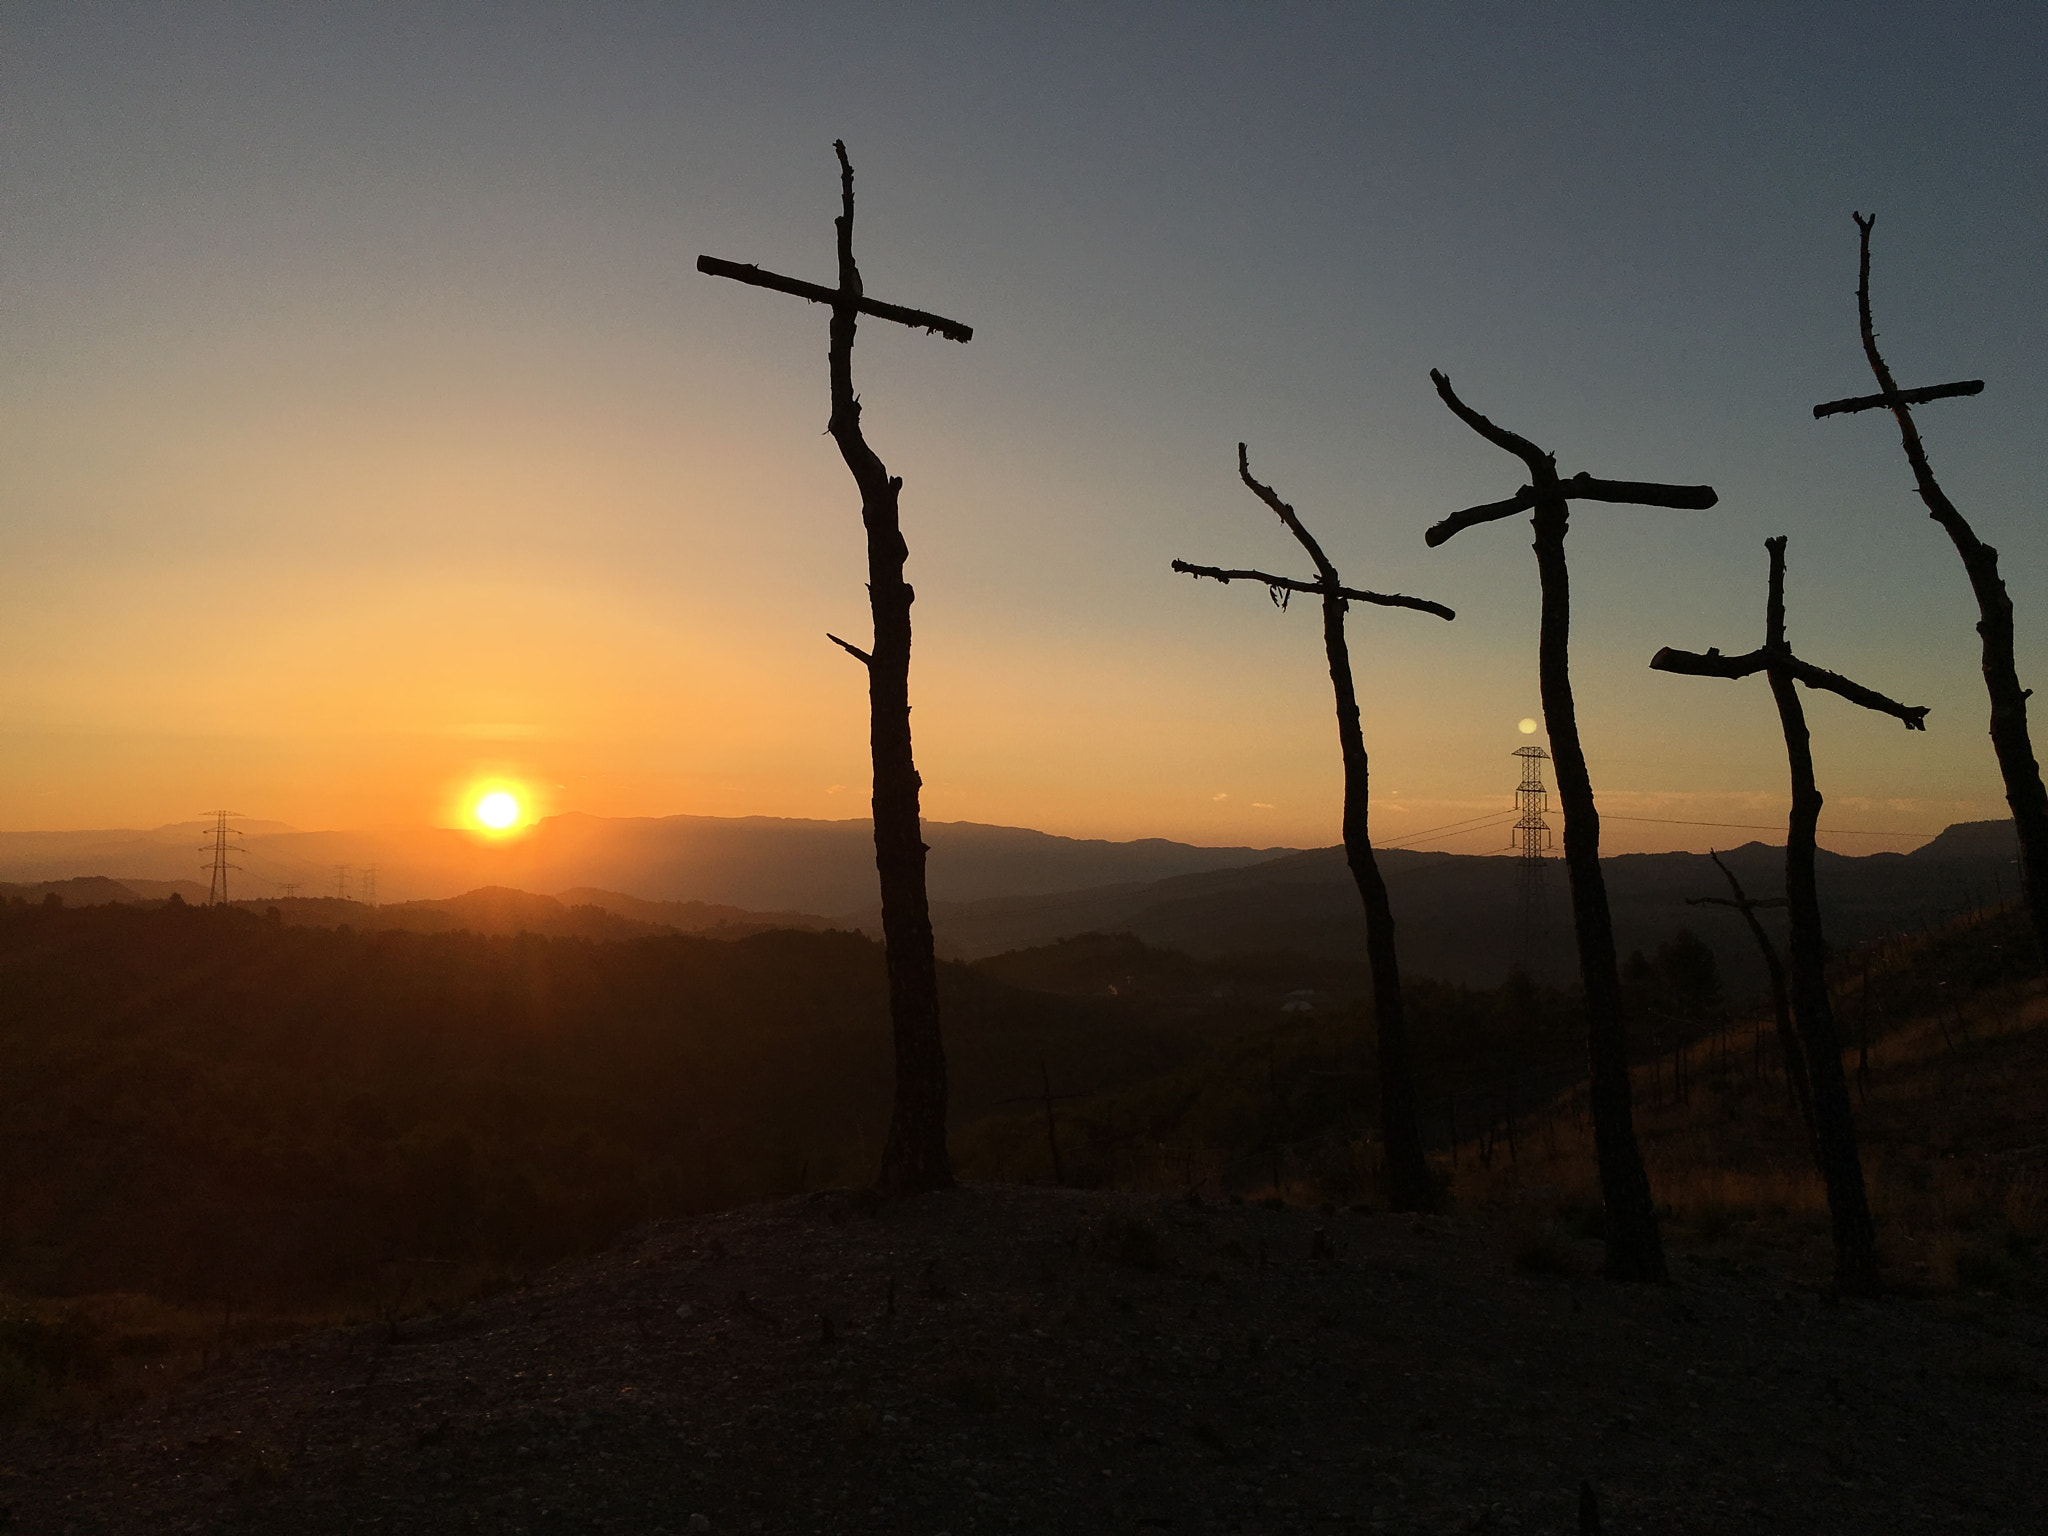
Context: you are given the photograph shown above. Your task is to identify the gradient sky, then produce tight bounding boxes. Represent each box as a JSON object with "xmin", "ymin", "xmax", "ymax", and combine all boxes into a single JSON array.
[{"xmin": 3, "ymin": 3, "xmax": 2044, "ymax": 855}]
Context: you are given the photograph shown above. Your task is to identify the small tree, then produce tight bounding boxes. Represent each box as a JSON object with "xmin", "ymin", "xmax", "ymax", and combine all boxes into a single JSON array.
[
  {"xmin": 1687, "ymin": 850, "xmax": 1814, "ymax": 1139},
  {"xmin": 1651, "ymin": 536, "xmax": 1928, "ymax": 1293},
  {"xmin": 1173, "ymin": 444, "xmax": 1455, "ymax": 1211}
]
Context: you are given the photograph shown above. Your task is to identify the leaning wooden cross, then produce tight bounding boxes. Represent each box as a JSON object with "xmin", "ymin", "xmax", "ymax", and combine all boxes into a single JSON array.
[
  {"xmin": 1173, "ymin": 443, "xmax": 1455, "ymax": 1213},
  {"xmin": 1812, "ymin": 211, "xmax": 2048, "ymax": 975},
  {"xmin": 1425, "ymin": 369, "xmax": 1719, "ymax": 1282},
  {"xmin": 1651, "ymin": 535, "xmax": 1928, "ymax": 1295},
  {"xmin": 698, "ymin": 141, "xmax": 971, "ymax": 1194}
]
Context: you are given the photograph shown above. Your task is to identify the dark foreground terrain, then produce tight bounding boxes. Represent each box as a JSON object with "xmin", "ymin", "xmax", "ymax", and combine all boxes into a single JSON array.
[{"xmin": 4, "ymin": 1185, "xmax": 2042, "ymax": 1536}]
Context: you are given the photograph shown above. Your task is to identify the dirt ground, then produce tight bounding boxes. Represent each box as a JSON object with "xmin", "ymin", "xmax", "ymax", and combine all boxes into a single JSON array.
[{"xmin": 2, "ymin": 1184, "xmax": 2043, "ymax": 1535}]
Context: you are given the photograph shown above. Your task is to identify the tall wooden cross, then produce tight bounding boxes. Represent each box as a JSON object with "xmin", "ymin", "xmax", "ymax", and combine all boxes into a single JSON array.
[
  {"xmin": 1425, "ymin": 368, "xmax": 1719, "ymax": 1282},
  {"xmin": 1650, "ymin": 535, "xmax": 1926, "ymax": 1294},
  {"xmin": 1173, "ymin": 443, "xmax": 1453, "ymax": 1213},
  {"xmin": 697, "ymin": 141, "xmax": 971, "ymax": 1195},
  {"xmin": 1812, "ymin": 210, "xmax": 2048, "ymax": 977}
]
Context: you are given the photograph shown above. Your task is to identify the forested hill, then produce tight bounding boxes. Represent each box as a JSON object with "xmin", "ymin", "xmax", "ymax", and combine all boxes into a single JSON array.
[
  {"xmin": 0, "ymin": 900, "xmax": 1235, "ymax": 1309},
  {"xmin": 922, "ymin": 821, "xmax": 2025, "ymax": 988}
]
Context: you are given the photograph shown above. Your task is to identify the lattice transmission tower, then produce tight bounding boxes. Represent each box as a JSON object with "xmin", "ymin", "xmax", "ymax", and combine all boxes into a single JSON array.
[
  {"xmin": 1510, "ymin": 746, "xmax": 1553, "ymax": 972},
  {"xmin": 200, "ymin": 811, "xmax": 244, "ymax": 906}
]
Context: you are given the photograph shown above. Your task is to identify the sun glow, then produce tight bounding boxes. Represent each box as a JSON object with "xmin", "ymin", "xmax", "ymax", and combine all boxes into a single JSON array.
[{"xmin": 473, "ymin": 790, "xmax": 522, "ymax": 831}]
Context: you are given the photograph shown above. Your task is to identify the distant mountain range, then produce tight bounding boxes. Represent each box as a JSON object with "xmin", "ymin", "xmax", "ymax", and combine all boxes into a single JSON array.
[
  {"xmin": 2, "ymin": 814, "xmax": 2023, "ymax": 999},
  {"xmin": 0, "ymin": 814, "xmax": 1290, "ymax": 911},
  {"xmin": 913, "ymin": 819, "xmax": 2024, "ymax": 995}
]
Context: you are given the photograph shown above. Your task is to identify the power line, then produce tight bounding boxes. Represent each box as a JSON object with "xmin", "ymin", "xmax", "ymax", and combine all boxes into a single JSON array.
[
  {"xmin": 1602, "ymin": 813, "xmax": 1937, "ymax": 837},
  {"xmin": 1376, "ymin": 808, "xmax": 1519, "ymax": 849}
]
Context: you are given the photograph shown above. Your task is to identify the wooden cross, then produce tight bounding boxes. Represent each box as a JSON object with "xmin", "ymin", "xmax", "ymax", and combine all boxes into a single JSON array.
[
  {"xmin": 695, "ymin": 141, "xmax": 971, "ymax": 1195},
  {"xmin": 1817, "ymin": 212, "xmax": 2048, "ymax": 975},
  {"xmin": 1172, "ymin": 443, "xmax": 1451, "ymax": 1212},
  {"xmin": 1812, "ymin": 215, "xmax": 1979, "ymax": 420},
  {"xmin": 1172, "ymin": 447, "xmax": 1455, "ymax": 620},
  {"xmin": 1648, "ymin": 537, "xmax": 1928, "ymax": 731},
  {"xmin": 695, "ymin": 255, "xmax": 973, "ymax": 344},
  {"xmin": 1650, "ymin": 535, "xmax": 1924, "ymax": 1294},
  {"xmin": 1425, "ymin": 369, "xmax": 1719, "ymax": 1282}
]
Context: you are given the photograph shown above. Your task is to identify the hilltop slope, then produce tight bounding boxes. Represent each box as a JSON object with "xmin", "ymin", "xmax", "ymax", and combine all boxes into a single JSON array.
[{"xmin": 1, "ymin": 1185, "xmax": 2040, "ymax": 1535}]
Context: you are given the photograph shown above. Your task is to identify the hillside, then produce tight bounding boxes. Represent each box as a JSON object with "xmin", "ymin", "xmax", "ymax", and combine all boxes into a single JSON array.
[
  {"xmin": 2, "ymin": 897, "xmax": 2044, "ymax": 1533},
  {"xmin": 0, "ymin": 901, "xmax": 1251, "ymax": 1309},
  {"xmin": 228, "ymin": 887, "xmax": 835, "ymax": 943},
  {"xmin": 1, "ymin": 1185, "xmax": 2040, "ymax": 1535}
]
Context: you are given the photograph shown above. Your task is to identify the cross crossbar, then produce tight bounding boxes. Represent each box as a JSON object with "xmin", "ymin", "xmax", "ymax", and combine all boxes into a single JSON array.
[
  {"xmin": 1813, "ymin": 378, "xmax": 1982, "ymax": 421},
  {"xmin": 1425, "ymin": 471, "xmax": 1718, "ymax": 547},
  {"xmin": 1170, "ymin": 559, "xmax": 1454, "ymax": 620},
  {"xmin": 1649, "ymin": 540, "xmax": 1928, "ymax": 730},
  {"xmin": 695, "ymin": 255, "xmax": 973, "ymax": 343}
]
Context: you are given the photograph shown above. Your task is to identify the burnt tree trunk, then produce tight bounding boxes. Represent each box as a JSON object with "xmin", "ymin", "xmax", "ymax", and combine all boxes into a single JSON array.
[
  {"xmin": 1531, "ymin": 483, "xmax": 1666, "ymax": 1281},
  {"xmin": 824, "ymin": 144, "xmax": 950, "ymax": 1194},
  {"xmin": 1425, "ymin": 370, "xmax": 1671, "ymax": 1282},
  {"xmin": 1850, "ymin": 213, "xmax": 2048, "ymax": 969},
  {"xmin": 1321, "ymin": 583, "xmax": 1433, "ymax": 1212},
  {"xmin": 1762, "ymin": 540, "xmax": 1878, "ymax": 1293}
]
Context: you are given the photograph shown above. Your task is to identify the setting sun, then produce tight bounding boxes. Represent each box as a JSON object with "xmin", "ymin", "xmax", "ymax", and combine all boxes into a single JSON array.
[{"xmin": 474, "ymin": 791, "xmax": 521, "ymax": 830}]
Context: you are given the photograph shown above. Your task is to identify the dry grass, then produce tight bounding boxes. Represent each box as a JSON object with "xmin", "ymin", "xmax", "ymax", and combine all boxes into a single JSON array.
[
  {"xmin": 1444, "ymin": 979, "xmax": 2048, "ymax": 1296},
  {"xmin": 0, "ymin": 1259, "xmax": 522, "ymax": 1422}
]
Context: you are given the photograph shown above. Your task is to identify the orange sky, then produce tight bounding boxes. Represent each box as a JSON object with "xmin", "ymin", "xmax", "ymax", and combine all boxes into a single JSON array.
[{"xmin": 2, "ymin": 9, "xmax": 2039, "ymax": 858}]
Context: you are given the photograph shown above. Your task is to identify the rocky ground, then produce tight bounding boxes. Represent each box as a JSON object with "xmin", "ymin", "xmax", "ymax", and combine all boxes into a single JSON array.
[{"xmin": 2, "ymin": 1184, "xmax": 2043, "ymax": 1535}]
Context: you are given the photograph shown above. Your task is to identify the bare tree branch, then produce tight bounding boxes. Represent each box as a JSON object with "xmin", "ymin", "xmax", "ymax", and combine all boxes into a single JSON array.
[
  {"xmin": 1813, "ymin": 379, "xmax": 1983, "ymax": 420},
  {"xmin": 694, "ymin": 256, "xmax": 973, "ymax": 342},
  {"xmin": 1694, "ymin": 850, "xmax": 1810, "ymax": 1142},
  {"xmin": 1170, "ymin": 559, "xmax": 1455, "ymax": 620},
  {"xmin": 1707, "ymin": 848, "xmax": 1786, "ymax": 910},
  {"xmin": 1237, "ymin": 443, "xmax": 1340, "ymax": 583},
  {"xmin": 1782, "ymin": 656, "xmax": 1929, "ymax": 729},
  {"xmin": 1429, "ymin": 369, "xmax": 1550, "ymax": 476},
  {"xmin": 1423, "ymin": 487, "xmax": 1541, "ymax": 547},
  {"xmin": 826, "ymin": 632, "xmax": 873, "ymax": 665}
]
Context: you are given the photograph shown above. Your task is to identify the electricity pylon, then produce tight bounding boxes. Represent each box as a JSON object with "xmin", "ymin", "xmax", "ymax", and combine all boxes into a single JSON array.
[
  {"xmin": 1510, "ymin": 746, "xmax": 1553, "ymax": 972},
  {"xmin": 200, "ymin": 811, "xmax": 244, "ymax": 906}
]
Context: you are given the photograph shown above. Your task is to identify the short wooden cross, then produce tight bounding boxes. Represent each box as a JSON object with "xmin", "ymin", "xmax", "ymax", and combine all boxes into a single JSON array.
[{"xmin": 1650, "ymin": 535, "xmax": 1923, "ymax": 1294}]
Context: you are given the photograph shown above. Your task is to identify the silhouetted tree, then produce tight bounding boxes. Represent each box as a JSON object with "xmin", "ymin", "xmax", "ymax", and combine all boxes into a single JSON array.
[
  {"xmin": 1687, "ymin": 850, "xmax": 1813, "ymax": 1139},
  {"xmin": 1651, "ymin": 536, "xmax": 1928, "ymax": 1294},
  {"xmin": 1814, "ymin": 213, "xmax": 2046, "ymax": 967},
  {"xmin": 697, "ymin": 143, "xmax": 973, "ymax": 1193},
  {"xmin": 1172, "ymin": 444, "xmax": 1456, "ymax": 1211},
  {"xmin": 1425, "ymin": 372, "xmax": 1718, "ymax": 1282}
]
